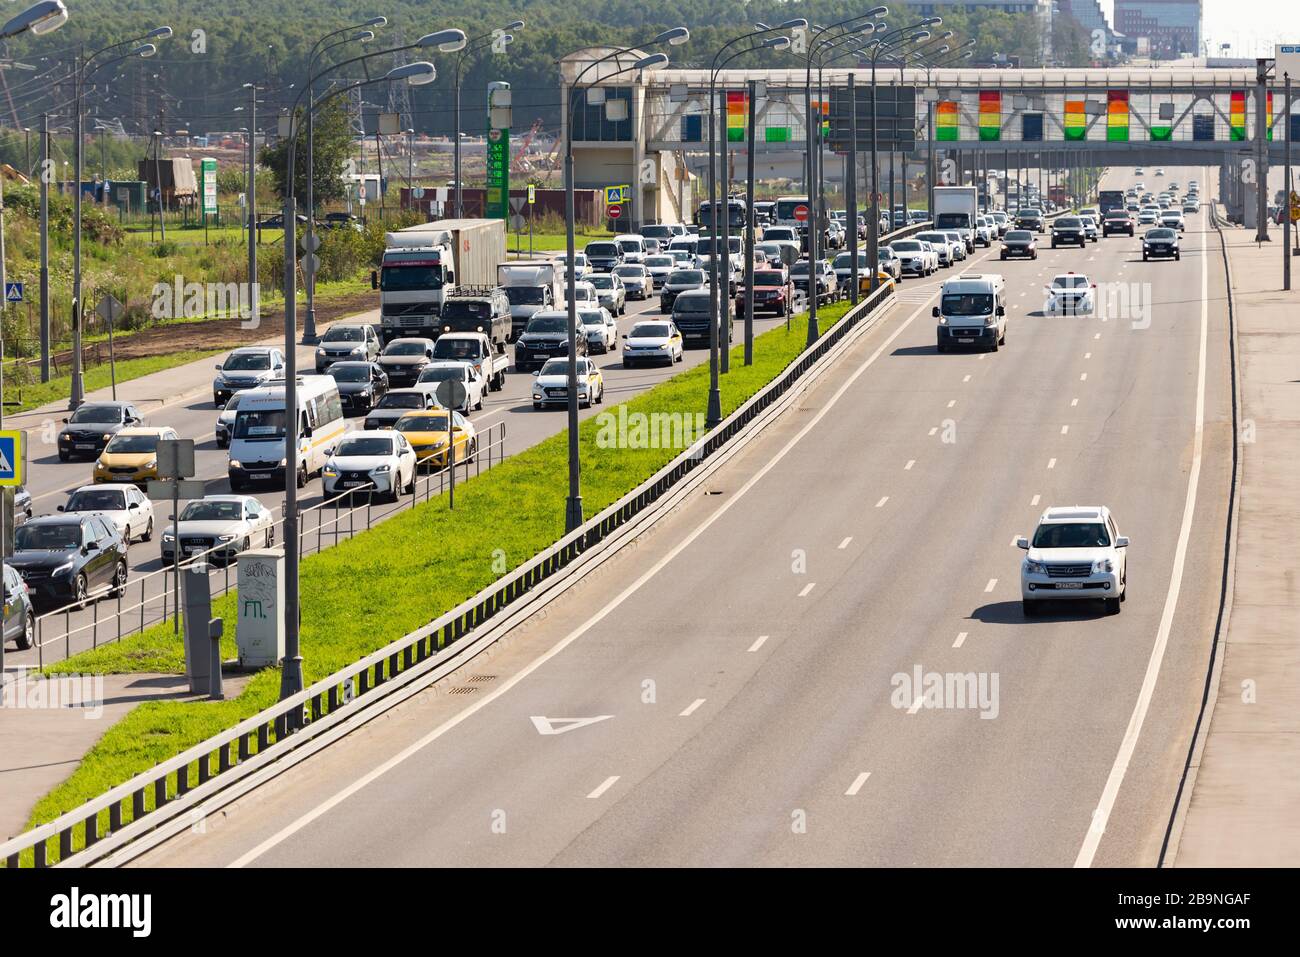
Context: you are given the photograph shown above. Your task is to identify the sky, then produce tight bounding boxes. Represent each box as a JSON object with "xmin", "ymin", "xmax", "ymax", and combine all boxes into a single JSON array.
[{"xmin": 1097, "ymin": 0, "xmax": 1300, "ymax": 57}]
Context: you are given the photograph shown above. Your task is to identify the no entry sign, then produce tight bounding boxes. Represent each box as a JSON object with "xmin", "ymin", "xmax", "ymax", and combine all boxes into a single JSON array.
[
  {"xmin": 793, "ymin": 204, "xmax": 809, "ymax": 222},
  {"xmin": 608, "ymin": 203, "xmax": 623, "ymax": 219}
]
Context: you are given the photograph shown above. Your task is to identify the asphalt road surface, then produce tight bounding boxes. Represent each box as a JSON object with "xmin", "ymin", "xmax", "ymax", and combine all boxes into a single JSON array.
[{"xmin": 131, "ymin": 166, "xmax": 1235, "ymax": 867}]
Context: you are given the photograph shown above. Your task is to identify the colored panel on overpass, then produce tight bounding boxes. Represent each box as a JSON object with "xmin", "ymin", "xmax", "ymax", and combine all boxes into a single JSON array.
[
  {"xmin": 1267, "ymin": 91, "xmax": 1274, "ymax": 141},
  {"xmin": 765, "ymin": 126, "xmax": 790, "ymax": 143},
  {"xmin": 726, "ymin": 90, "xmax": 747, "ymax": 143},
  {"xmin": 936, "ymin": 100, "xmax": 958, "ymax": 141},
  {"xmin": 1231, "ymin": 91, "xmax": 1246, "ymax": 141},
  {"xmin": 1065, "ymin": 98, "xmax": 1086, "ymax": 141},
  {"xmin": 978, "ymin": 91, "xmax": 1000, "ymax": 141},
  {"xmin": 1107, "ymin": 90, "xmax": 1129, "ymax": 142}
]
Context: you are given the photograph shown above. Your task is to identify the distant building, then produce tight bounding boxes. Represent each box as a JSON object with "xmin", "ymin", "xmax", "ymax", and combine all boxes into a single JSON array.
[
  {"xmin": 1112, "ymin": 0, "xmax": 1202, "ymax": 58},
  {"xmin": 913, "ymin": 1, "xmax": 1056, "ymax": 61}
]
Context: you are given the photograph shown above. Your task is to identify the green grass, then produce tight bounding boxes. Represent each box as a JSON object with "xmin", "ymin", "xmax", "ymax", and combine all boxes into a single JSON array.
[
  {"xmin": 519, "ymin": 229, "xmax": 615, "ymax": 252},
  {"xmin": 4, "ymin": 350, "xmax": 226, "ymax": 416},
  {"xmin": 23, "ymin": 298, "xmax": 858, "ymax": 859}
]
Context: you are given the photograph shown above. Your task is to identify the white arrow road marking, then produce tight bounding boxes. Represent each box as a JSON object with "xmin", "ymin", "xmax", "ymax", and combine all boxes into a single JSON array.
[{"xmin": 530, "ymin": 715, "xmax": 614, "ymax": 736}]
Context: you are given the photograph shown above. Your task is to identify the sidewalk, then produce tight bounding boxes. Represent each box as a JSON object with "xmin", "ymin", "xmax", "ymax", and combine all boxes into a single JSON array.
[{"xmin": 1170, "ymin": 210, "xmax": 1300, "ymax": 865}]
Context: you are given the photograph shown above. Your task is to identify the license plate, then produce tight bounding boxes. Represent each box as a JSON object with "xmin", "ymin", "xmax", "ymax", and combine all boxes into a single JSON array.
[
  {"xmin": 75, "ymin": 443, "xmax": 93, "ymax": 450},
  {"xmin": 185, "ymin": 546, "xmax": 203, "ymax": 555},
  {"xmin": 249, "ymin": 472, "xmax": 270, "ymax": 480},
  {"xmin": 1056, "ymin": 582, "xmax": 1084, "ymax": 589},
  {"xmin": 958, "ymin": 337, "xmax": 974, "ymax": 343},
  {"xmin": 342, "ymin": 480, "xmax": 364, "ymax": 488}
]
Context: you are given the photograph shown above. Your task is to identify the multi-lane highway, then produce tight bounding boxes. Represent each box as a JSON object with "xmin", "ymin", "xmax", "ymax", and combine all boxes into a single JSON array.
[
  {"xmin": 127, "ymin": 167, "xmax": 1233, "ymax": 867},
  {"xmin": 6, "ymin": 269, "xmax": 810, "ymax": 668}
]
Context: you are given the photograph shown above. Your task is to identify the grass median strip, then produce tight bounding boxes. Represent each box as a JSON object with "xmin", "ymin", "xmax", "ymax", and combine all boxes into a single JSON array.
[
  {"xmin": 24, "ymin": 299, "xmax": 857, "ymax": 854},
  {"xmin": 6, "ymin": 351, "xmax": 226, "ymax": 416}
]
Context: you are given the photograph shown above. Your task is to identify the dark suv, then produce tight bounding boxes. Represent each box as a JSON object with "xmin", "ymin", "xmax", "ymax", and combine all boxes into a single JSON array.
[
  {"xmin": 672, "ymin": 290, "xmax": 729, "ymax": 346},
  {"xmin": 1141, "ymin": 227, "xmax": 1180, "ymax": 261},
  {"xmin": 1103, "ymin": 209, "xmax": 1135, "ymax": 236},
  {"xmin": 1050, "ymin": 216, "xmax": 1086, "ymax": 248},
  {"xmin": 8, "ymin": 514, "xmax": 127, "ymax": 610},
  {"xmin": 1014, "ymin": 209, "xmax": 1045, "ymax": 232},
  {"xmin": 57, "ymin": 401, "xmax": 144, "ymax": 461}
]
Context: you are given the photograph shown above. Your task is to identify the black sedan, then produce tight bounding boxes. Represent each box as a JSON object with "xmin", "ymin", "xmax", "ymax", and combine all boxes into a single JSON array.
[
  {"xmin": 376, "ymin": 337, "xmax": 435, "ymax": 387},
  {"xmin": 1000, "ymin": 229, "xmax": 1038, "ymax": 260},
  {"xmin": 8, "ymin": 514, "xmax": 127, "ymax": 610},
  {"xmin": 57, "ymin": 401, "xmax": 145, "ymax": 461},
  {"xmin": 1141, "ymin": 227, "xmax": 1180, "ymax": 261},
  {"xmin": 327, "ymin": 360, "xmax": 388, "ymax": 416}
]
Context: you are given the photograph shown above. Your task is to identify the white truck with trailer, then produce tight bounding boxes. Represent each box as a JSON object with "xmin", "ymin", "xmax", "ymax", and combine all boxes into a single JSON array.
[
  {"xmin": 933, "ymin": 273, "xmax": 1007, "ymax": 353},
  {"xmin": 373, "ymin": 218, "xmax": 506, "ymax": 344},
  {"xmin": 933, "ymin": 186, "xmax": 979, "ymax": 252},
  {"xmin": 497, "ymin": 260, "xmax": 562, "ymax": 339}
]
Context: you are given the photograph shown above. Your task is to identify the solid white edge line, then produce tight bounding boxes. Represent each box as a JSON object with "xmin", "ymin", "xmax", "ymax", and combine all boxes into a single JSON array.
[
  {"xmin": 226, "ymin": 279, "xmax": 948, "ymax": 868},
  {"xmin": 1074, "ymin": 183, "xmax": 1209, "ymax": 869}
]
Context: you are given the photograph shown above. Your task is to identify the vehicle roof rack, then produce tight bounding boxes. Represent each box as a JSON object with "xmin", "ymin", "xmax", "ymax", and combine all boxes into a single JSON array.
[{"xmin": 444, "ymin": 284, "xmax": 499, "ymax": 299}]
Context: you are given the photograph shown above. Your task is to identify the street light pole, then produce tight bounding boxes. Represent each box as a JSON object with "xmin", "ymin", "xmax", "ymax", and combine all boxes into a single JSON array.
[
  {"xmin": 744, "ymin": 77, "xmax": 757, "ymax": 361},
  {"xmin": 454, "ymin": 21, "xmax": 524, "ymax": 219},
  {"xmin": 246, "ymin": 84, "xmax": 258, "ymax": 327},
  {"xmin": 39, "ymin": 112, "xmax": 49, "ymax": 382}
]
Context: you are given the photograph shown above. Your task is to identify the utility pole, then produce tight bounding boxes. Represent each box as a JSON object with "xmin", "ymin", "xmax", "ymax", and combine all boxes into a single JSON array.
[
  {"xmin": 1286, "ymin": 72, "xmax": 1293, "ymax": 290},
  {"xmin": 848, "ymin": 72, "xmax": 859, "ymax": 305},
  {"xmin": 1255, "ymin": 57, "xmax": 1271, "ymax": 242},
  {"xmin": 39, "ymin": 112, "xmax": 49, "ymax": 382},
  {"xmin": 744, "ymin": 78, "xmax": 757, "ymax": 364},
  {"xmin": 247, "ymin": 84, "xmax": 258, "ymax": 326}
]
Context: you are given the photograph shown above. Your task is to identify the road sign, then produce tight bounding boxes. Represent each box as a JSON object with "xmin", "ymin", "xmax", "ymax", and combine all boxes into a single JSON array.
[
  {"xmin": 147, "ymin": 479, "xmax": 207, "ymax": 502},
  {"xmin": 618, "ymin": 184, "xmax": 631, "ymax": 201},
  {"xmin": 527, "ymin": 184, "xmax": 536, "ymax": 205},
  {"xmin": 300, "ymin": 231, "xmax": 321, "ymax": 252},
  {"xmin": 95, "ymin": 294, "xmax": 124, "ymax": 324},
  {"xmin": 793, "ymin": 204, "xmax": 809, "ymax": 222},
  {"xmin": 304, "ymin": 254, "xmax": 321, "ymax": 277},
  {"xmin": 435, "ymin": 378, "xmax": 468, "ymax": 411},
  {"xmin": 1290, "ymin": 191, "xmax": 1300, "ymax": 223},
  {"xmin": 607, "ymin": 203, "xmax": 622, "ymax": 220},
  {"xmin": 509, "ymin": 196, "xmax": 527, "ymax": 214},
  {"xmin": 509, "ymin": 214, "xmax": 526, "ymax": 232},
  {"xmin": 0, "ymin": 430, "xmax": 23, "ymax": 487},
  {"xmin": 4, "ymin": 282, "xmax": 22, "ymax": 303},
  {"xmin": 605, "ymin": 185, "xmax": 622, "ymax": 204},
  {"xmin": 157, "ymin": 438, "xmax": 197, "ymax": 480}
]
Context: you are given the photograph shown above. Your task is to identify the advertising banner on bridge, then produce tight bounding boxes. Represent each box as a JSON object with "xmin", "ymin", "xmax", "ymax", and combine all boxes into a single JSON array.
[
  {"xmin": 827, "ymin": 85, "xmax": 916, "ymax": 152},
  {"xmin": 1107, "ymin": 91, "xmax": 1129, "ymax": 142},
  {"xmin": 978, "ymin": 91, "xmax": 1000, "ymax": 141}
]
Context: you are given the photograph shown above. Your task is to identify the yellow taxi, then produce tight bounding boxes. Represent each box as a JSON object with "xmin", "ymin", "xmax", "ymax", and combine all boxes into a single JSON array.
[
  {"xmin": 93, "ymin": 426, "xmax": 180, "ymax": 485},
  {"xmin": 392, "ymin": 410, "xmax": 477, "ymax": 469},
  {"xmin": 856, "ymin": 268, "xmax": 898, "ymax": 296}
]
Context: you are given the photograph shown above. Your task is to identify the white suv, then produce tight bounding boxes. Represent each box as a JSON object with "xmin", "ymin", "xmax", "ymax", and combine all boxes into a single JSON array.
[
  {"xmin": 1045, "ymin": 273, "xmax": 1095, "ymax": 316},
  {"xmin": 1018, "ymin": 506, "xmax": 1129, "ymax": 615}
]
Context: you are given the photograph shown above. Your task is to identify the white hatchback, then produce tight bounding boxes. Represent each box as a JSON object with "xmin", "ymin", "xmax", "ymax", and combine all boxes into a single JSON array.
[
  {"xmin": 322, "ymin": 430, "xmax": 418, "ymax": 501},
  {"xmin": 1018, "ymin": 506, "xmax": 1129, "ymax": 615},
  {"xmin": 1045, "ymin": 273, "xmax": 1096, "ymax": 315},
  {"xmin": 61, "ymin": 483, "xmax": 155, "ymax": 545}
]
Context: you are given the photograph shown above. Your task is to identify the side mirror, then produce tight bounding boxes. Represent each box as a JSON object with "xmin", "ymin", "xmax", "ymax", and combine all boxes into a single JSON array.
[
  {"xmin": 370, "ymin": 271, "xmax": 379, "ymax": 290},
  {"xmin": 1116, "ymin": 536, "xmax": 1130, "ymax": 548},
  {"xmin": 1016, "ymin": 537, "xmax": 1029, "ymax": 550},
  {"xmin": 995, "ymin": 305, "xmax": 1006, "ymax": 316},
  {"xmin": 931, "ymin": 306, "xmax": 940, "ymax": 318},
  {"xmin": 84, "ymin": 541, "xmax": 99, "ymax": 553},
  {"xmin": 62, "ymin": 417, "xmax": 69, "ymax": 424},
  {"xmin": 56, "ymin": 504, "xmax": 64, "ymax": 511},
  {"xmin": 214, "ymin": 364, "xmax": 224, "ymax": 371}
]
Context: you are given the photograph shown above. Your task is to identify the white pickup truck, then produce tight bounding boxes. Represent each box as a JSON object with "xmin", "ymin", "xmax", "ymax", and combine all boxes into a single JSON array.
[{"xmin": 431, "ymin": 332, "xmax": 509, "ymax": 392}]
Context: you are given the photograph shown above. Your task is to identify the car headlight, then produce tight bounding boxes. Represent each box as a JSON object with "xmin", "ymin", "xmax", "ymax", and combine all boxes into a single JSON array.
[
  {"xmin": 279, "ymin": 458, "xmax": 288, "ymax": 468},
  {"xmin": 533, "ymin": 392, "xmax": 542, "ymax": 400},
  {"xmin": 52, "ymin": 561, "xmax": 76, "ymax": 577},
  {"xmin": 937, "ymin": 316, "xmax": 947, "ymax": 325},
  {"xmin": 218, "ymin": 534, "xmax": 237, "ymax": 542},
  {"xmin": 145, "ymin": 458, "xmax": 157, "ymax": 469},
  {"xmin": 324, "ymin": 465, "xmax": 337, "ymax": 477},
  {"xmin": 350, "ymin": 347, "xmax": 365, "ymax": 355},
  {"xmin": 230, "ymin": 460, "xmax": 242, "ymax": 469},
  {"xmin": 373, "ymin": 464, "xmax": 391, "ymax": 473},
  {"xmin": 1025, "ymin": 559, "xmax": 1047, "ymax": 575},
  {"xmin": 1094, "ymin": 558, "xmax": 1114, "ymax": 573},
  {"xmin": 163, "ymin": 532, "xmax": 175, "ymax": 543},
  {"xmin": 315, "ymin": 348, "xmax": 325, "ymax": 356},
  {"xmin": 103, "ymin": 433, "xmax": 114, "ymax": 441}
]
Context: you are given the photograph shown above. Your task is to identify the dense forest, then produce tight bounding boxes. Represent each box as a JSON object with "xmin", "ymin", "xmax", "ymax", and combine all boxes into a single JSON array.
[{"xmin": 0, "ymin": 1, "xmax": 1088, "ymax": 144}]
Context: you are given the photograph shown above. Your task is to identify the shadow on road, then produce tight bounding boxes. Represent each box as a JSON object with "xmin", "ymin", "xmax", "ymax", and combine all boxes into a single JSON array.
[{"xmin": 969, "ymin": 599, "xmax": 1111, "ymax": 624}]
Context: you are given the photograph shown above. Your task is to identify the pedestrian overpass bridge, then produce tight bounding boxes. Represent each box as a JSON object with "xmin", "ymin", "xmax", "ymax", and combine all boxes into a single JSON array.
[{"xmin": 560, "ymin": 49, "xmax": 1292, "ymax": 226}]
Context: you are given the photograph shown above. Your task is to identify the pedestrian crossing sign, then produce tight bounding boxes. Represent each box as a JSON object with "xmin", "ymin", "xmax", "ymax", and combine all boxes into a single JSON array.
[
  {"xmin": 0, "ymin": 430, "xmax": 22, "ymax": 487},
  {"xmin": 4, "ymin": 282, "xmax": 22, "ymax": 303}
]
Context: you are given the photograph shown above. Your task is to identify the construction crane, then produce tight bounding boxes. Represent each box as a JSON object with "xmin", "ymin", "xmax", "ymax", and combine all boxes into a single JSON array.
[{"xmin": 510, "ymin": 118, "xmax": 543, "ymax": 173}]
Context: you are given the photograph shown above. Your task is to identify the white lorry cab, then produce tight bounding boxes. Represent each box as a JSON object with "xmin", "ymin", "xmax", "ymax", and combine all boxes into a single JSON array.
[
  {"xmin": 934, "ymin": 273, "xmax": 1007, "ymax": 353},
  {"xmin": 227, "ymin": 375, "xmax": 347, "ymax": 490}
]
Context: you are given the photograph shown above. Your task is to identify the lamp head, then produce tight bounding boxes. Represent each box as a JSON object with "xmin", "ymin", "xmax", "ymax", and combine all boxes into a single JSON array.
[
  {"xmin": 386, "ymin": 61, "xmax": 437, "ymax": 86},
  {"xmin": 133, "ymin": 43, "xmax": 157, "ymax": 58},
  {"xmin": 635, "ymin": 52, "xmax": 669, "ymax": 72},
  {"xmin": 16, "ymin": 1, "xmax": 70, "ymax": 37},
  {"xmin": 653, "ymin": 26, "xmax": 689, "ymax": 47},
  {"xmin": 364, "ymin": 16, "xmax": 387, "ymax": 28},
  {"xmin": 147, "ymin": 25, "xmax": 173, "ymax": 39},
  {"xmin": 418, "ymin": 28, "xmax": 467, "ymax": 52}
]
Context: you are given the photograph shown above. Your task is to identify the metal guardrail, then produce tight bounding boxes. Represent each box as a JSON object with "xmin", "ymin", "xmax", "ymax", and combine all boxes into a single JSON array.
[
  {"xmin": 26, "ymin": 422, "xmax": 509, "ymax": 670},
  {"xmin": 0, "ymin": 268, "xmax": 897, "ymax": 869}
]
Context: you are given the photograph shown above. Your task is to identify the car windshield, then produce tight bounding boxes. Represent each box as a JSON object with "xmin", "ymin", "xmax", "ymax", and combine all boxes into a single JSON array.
[
  {"xmin": 1053, "ymin": 276, "xmax": 1089, "ymax": 288},
  {"xmin": 754, "ymin": 271, "xmax": 785, "ymax": 286},
  {"xmin": 892, "ymin": 241, "xmax": 921, "ymax": 252},
  {"xmin": 322, "ymin": 326, "xmax": 365, "ymax": 342},
  {"xmin": 180, "ymin": 500, "xmax": 244, "ymax": 522},
  {"xmin": 631, "ymin": 323, "xmax": 671, "ymax": 337},
  {"xmin": 418, "ymin": 366, "xmax": 463, "ymax": 382},
  {"xmin": 588, "ymin": 275, "xmax": 613, "ymax": 289},
  {"xmin": 833, "ymin": 253, "xmax": 867, "ymax": 268},
  {"xmin": 504, "ymin": 287, "xmax": 544, "ymax": 304},
  {"xmin": 668, "ymin": 271, "xmax": 703, "ymax": 285},
  {"xmin": 378, "ymin": 393, "xmax": 424, "ymax": 409},
  {"xmin": 380, "ymin": 264, "xmax": 444, "ymax": 292},
  {"xmin": 329, "ymin": 364, "xmax": 372, "ymax": 382},
  {"xmin": 586, "ymin": 243, "xmax": 618, "ymax": 257},
  {"xmin": 68, "ymin": 405, "xmax": 123, "ymax": 424},
  {"xmin": 526, "ymin": 316, "xmax": 566, "ymax": 334},
  {"xmin": 223, "ymin": 353, "xmax": 271, "ymax": 371},
  {"xmin": 1032, "ymin": 522, "xmax": 1111, "ymax": 548},
  {"xmin": 1148, "ymin": 229, "xmax": 1176, "ymax": 239},
  {"xmin": 443, "ymin": 300, "xmax": 492, "ymax": 320},
  {"xmin": 433, "ymin": 339, "xmax": 483, "ymax": 359},
  {"xmin": 395, "ymin": 414, "xmax": 449, "ymax": 433},
  {"xmin": 104, "ymin": 433, "xmax": 160, "ymax": 454},
  {"xmin": 675, "ymin": 295, "xmax": 709, "ymax": 312},
  {"xmin": 941, "ymin": 293, "xmax": 994, "ymax": 316},
  {"xmin": 1005, "ymin": 231, "xmax": 1032, "ymax": 241},
  {"xmin": 233, "ymin": 409, "xmax": 286, "ymax": 439},
  {"xmin": 580, "ymin": 313, "xmax": 605, "ymax": 326},
  {"xmin": 645, "ymin": 256, "xmax": 674, "ymax": 268},
  {"xmin": 384, "ymin": 341, "xmax": 428, "ymax": 356},
  {"xmin": 15, "ymin": 523, "xmax": 80, "ymax": 551},
  {"xmin": 1056, "ymin": 218, "xmax": 1081, "ymax": 228},
  {"xmin": 337, "ymin": 437, "xmax": 394, "ymax": 457},
  {"xmin": 613, "ymin": 266, "xmax": 642, "ymax": 278},
  {"xmin": 67, "ymin": 489, "xmax": 126, "ymax": 511}
]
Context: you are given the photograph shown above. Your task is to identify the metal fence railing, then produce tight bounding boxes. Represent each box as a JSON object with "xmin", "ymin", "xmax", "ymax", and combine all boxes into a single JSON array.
[
  {"xmin": 27, "ymin": 422, "xmax": 508, "ymax": 670},
  {"xmin": 1, "ymin": 283, "xmax": 897, "ymax": 868}
]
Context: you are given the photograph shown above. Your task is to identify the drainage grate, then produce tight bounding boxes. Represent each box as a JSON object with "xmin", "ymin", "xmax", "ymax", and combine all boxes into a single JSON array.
[
  {"xmin": 447, "ymin": 686, "xmax": 479, "ymax": 695},
  {"xmin": 468, "ymin": 674, "xmax": 498, "ymax": 683}
]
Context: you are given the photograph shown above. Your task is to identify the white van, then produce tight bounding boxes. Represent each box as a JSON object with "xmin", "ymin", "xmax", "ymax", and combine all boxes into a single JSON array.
[
  {"xmin": 614, "ymin": 234, "xmax": 647, "ymax": 264},
  {"xmin": 934, "ymin": 273, "xmax": 1007, "ymax": 353},
  {"xmin": 227, "ymin": 375, "xmax": 347, "ymax": 490}
]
